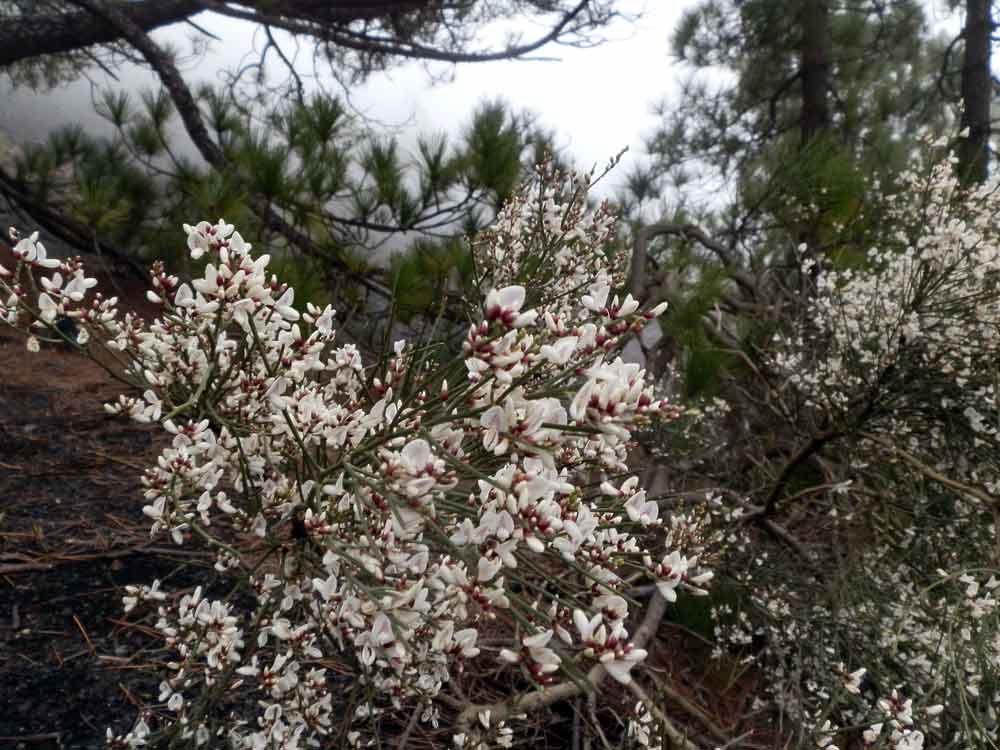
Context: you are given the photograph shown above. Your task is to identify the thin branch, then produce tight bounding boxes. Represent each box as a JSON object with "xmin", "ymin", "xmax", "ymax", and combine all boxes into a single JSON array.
[
  {"xmin": 395, "ymin": 703, "xmax": 422, "ymax": 750},
  {"xmin": 627, "ymin": 680, "xmax": 701, "ymax": 750},
  {"xmin": 754, "ymin": 428, "xmax": 841, "ymax": 519},
  {"xmin": 454, "ymin": 590, "xmax": 671, "ymax": 730},
  {"xmin": 641, "ymin": 665, "xmax": 731, "ymax": 744},
  {"xmin": 861, "ymin": 432, "xmax": 999, "ymax": 507},
  {"xmin": 264, "ymin": 25, "xmax": 306, "ymax": 105}
]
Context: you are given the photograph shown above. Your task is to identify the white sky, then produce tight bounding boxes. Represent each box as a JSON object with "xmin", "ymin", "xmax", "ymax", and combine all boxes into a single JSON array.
[
  {"xmin": 0, "ymin": 2, "xmax": 684, "ymax": 198},
  {"xmin": 322, "ymin": 1, "xmax": 685, "ymax": 178}
]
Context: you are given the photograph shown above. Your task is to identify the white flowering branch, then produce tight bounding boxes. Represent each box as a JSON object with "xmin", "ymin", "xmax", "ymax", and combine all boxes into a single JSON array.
[
  {"xmin": 454, "ymin": 590, "xmax": 672, "ymax": 730},
  {"xmin": 0, "ymin": 164, "xmax": 722, "ymax": 750}
]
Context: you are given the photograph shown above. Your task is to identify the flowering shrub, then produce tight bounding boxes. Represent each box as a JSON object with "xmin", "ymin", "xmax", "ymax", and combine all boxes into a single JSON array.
[
  {"xmin": 720, "ymin": 143, "xmax": 1000, "ymax": 749},
  {"xmin": 0, "ymin": 167, "xmax": 719, "ymax": 748}
]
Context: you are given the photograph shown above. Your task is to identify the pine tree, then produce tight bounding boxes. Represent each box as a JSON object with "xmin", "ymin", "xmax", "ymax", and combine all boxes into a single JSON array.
[{"xmin": 623, "ymin": 0, "xmax": 954, "ymax": 392}]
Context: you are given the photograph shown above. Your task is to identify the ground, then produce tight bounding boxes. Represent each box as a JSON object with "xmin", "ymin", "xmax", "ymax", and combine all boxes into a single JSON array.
[{"xmin": 0, "ymin": 250, "xmax": 210, "ymax": 750}]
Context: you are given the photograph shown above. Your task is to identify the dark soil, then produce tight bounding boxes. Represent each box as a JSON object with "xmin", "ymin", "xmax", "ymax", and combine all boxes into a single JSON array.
[{"xmin": 0, "ymin": 247, "xmax": 214, "ymax": 750}]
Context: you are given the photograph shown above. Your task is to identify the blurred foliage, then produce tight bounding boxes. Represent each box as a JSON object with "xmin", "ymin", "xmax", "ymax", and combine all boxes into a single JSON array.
[
  {"xmin": 387, "ymin": 237, "xmax": 473, "ymax": 321},
  {"xmin": 10, "ymin": 86, "xmax": 563, "ymax": 323}
]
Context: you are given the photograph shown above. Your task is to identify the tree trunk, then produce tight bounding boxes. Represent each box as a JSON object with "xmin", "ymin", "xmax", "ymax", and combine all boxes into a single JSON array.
[
  {"xmin": 958, "ymin": 0, "xmax": 992, "ymax": 185},
  {"xmin": 799, "ymin": 0, "xmax": 830, "ymax": 146},
  {"xmin": 796, "ymin": 0, "xmax": 831, "ymax": 288}
]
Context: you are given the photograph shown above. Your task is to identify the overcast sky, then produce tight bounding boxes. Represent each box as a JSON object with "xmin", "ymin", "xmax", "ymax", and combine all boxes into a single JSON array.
[
  {"xmin": 323, "ymin": 1, "xmax": 685, "ymax": 176},
  {"xmin": 0, "ymin": 2, "xmax": 684, "ymax": 197}
]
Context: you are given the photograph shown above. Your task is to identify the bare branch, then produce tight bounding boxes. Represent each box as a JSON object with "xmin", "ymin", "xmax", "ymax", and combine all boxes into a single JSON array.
[
  {"xmin": 200, "ymin": 0, "xmax": 598, "ymax": 65},
  {"xmin": 861, "ymin": 432, "xmax": 1000, "ymax": 507},
  {"xmin": 628, "ymin": 222, "xmax": 756, "ymax": 299}
]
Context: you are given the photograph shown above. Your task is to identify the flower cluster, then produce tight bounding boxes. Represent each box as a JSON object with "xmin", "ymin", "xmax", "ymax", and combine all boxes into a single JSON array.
[
  {"xmin": 0, "ymin": 169, "xmax": 710, "ymax": 749},
  {"xmin": 772, "ymin": 146, "xmax": 1000, "ymax": 468},
  {"xmin": 814, "ymin": 683, "xmax": 939, "ymax": 750}
]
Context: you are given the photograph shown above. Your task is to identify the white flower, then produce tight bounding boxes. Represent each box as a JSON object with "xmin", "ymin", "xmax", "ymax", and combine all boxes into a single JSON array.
[
  {"xmin": 37, "ymin": 292, "xmax": 58, "ymax": 322},
  {"xmin": 539, "ymin": 335, "xmax": 578, "ymax": 365},
  {"xmin": 477, "ymin": 555, "xmax": 503, "ymax": 582},
  {"xmin": 650, "ymin": 551, "xmax": 689, "ymax": 602},
  {"xmin": 183, "ymin": 219, "xmax": 234, "ymax": 259},
  {"xmin": 275, "ymin": 287, "xmax": 300, "ymax": 321},
  {"xmin": 485, "ymin": 285, "xmax": 538, "ymax": 327},
  {"xmin": 863, "ymin": 724, "xmax": 883, "ymax": 745},
  {"xmin": 601, "ymin": 643, "xmax": 647, "ymax": 684},
  {"xmin": 581, "ymin": 283, "xmax": 610, "ymax": 313},
  {"xmin": 624, "ymin": 490, "xmax": 659, "ymax": 525},
  {"xmin": 843, "ymin": 667, "xmax": 866, "ymax": 694},
  {"xmin": 645, "ymin": 300, "xmax": 669, "ymax": 318},
  {"xmin": 523, "ymin": 629, "xmax": 561, "ymax": 674},
  {"xmin": 895, "ymin": 731, "xmax": 924, "ymax": 750},
  {"xmin": 174, "ymin": 283, "xmax": 194, "ymax": 307},
  {"xmin": 14, "ymin": 232, "xmax": 60, "ymax": 268},
  {"xmin": 614, "ymin": 294, "xmax": 640, "ymax": 318},
  {"xmin": 573, "ymin": 609, "xmax": 604, "ymax": 649}
]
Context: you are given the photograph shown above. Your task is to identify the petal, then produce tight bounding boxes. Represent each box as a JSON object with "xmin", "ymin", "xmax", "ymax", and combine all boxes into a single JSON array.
[
  {"xmin": 523, "ymin": 630, "xmax": 552, "ymax": 649},
  {"xmin": 602, "ymin": 659, "xmax": 634, "ymax": 684},
  {"xmin": 477, "ymin": 555, "xmax": 502, "ymax": 582},
  {"xmin": 497, "ymin": 285, "xmax": 526, "ymax": 311},
  {"xmin": 402, "ymin": 439, "xmax": 432, "ymax": 468}
]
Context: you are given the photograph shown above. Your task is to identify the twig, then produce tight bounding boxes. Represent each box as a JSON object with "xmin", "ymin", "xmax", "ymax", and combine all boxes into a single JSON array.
[
  {"xmin": 628, "ymin": 222, "xmax": 756, "ymax": 299},
  {"xmin": 106, "ymin": 616, "xmax": 163, "ymax": 639},
  {"xmin": 627, "ymin": 680, "xmax": 700, "ymax": 750},
  {"xmin": 572, "ymin": 698, "xmax": 582, "ymax": 750},
  {"xmin": 642, "ymin": 665, "xmax": 731, "ymax": 743},
  {"xmin": 90, "ymin": 448, "xmax": 148, "ymax": 470},
  {"xmin": 396, "ymin": 703, "xmax": 422, "ymax": 750},
  {"xmin": 587, "ymin": 691, "xmax": 613, "ymax": 750},
  {"xmin": 862, "ymin": 431, "xmax": 999, "ymax": 507},
  {"xmin": 753, "ymin": 428, "xmax": 841, "ymax": 519},
  {"xmin": 714, "ymin": 730, "xmax": 758, "ymax": 749},
  {"xmin": 118, "ymin": 682, "xmax": 143, "ymax": 709},
  {"xmin": 0, "ymin": 543, "xmax": 212, "ymax": 576},
  {"xmin": 0, "ymin": 561, "xmax": 53, "ymax": 574},
  {"xmin": 735, "ymin": 501, "xmax": 819, "ymax": 574},
  {"xmin": 73, "ymin": 614, "xmax": 96, "ymax": 656}
]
